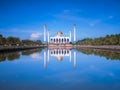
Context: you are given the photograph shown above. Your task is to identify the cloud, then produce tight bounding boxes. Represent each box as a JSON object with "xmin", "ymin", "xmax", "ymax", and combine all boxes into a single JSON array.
[
  {"xmin": 54, "ymin": 9, "xmax": 83, "ymax": 21},
  {"xmin": 109, "ymin": 72, "xmax": 115, "ymax": 77},
  {"xmin": 30, "ymin": 53, "xmax": 42, "ymax": 59},
  {"xmin": 108, "ymin": 16, "xmax": 114, "ymax": 19},
  {"xmin": 54, "ymin": 9, "xmax": 102, "ymax": 27},
  {"xmin": 0, "ymin": 28, "xmax": 42, "ymax": 33},
  {"xmin": 30, "ymin": 32, "xmax": 42, "ymax": 40},
  {"xmin": 63, "ymin": 9, "xmax": 82, "ymax": 14},
  {"xmin": 89, "ymin": 23, "xmax": 95, "ymax": 27},
  {"xmin": 89, "ymin": 19, "xmax": 102, "ymax": 27},
  {"xmin": 63, "ymin": 9, "xmax": 71, "ymax": 14}
]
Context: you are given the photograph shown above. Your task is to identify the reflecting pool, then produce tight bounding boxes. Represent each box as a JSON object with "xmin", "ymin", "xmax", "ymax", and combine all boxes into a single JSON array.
[{"xmin": 0, "ymin": 48, "xmax": 120, "ymax": 90}]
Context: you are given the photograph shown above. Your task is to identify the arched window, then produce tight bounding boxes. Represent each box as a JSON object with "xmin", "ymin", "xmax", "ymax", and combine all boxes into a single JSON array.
[
  {"xmin": 56, "ymin": 50, "xmax": 58, "ymax": 54},
  {"xmin": 62, "ymin": 38, "xmax": 63, "ymax": 43},
  {"xmin": 67, "ymin": 38, "xmax": 69, "ymax": 43},
  {"xmin": 67, "ymin": 50, "xmax": 69, "ymax": 54},
  {"xmin": 64, "ymin": 38, "xmax": 66, "ymax": 43},
  {"xmin": 59, "ymin": 50, "xmax": 61, "ymax": 54},
  {"xmin": 62, "ymin": 50, "xmax": 63, "ymax": 54},
  {"xmin": 56, "ymin": 38, "xmax": 58, "ymax": 43},
  {"xmin": 59, "ymin": 39, "xmax": 61, "ymax": 43},
  {"xmin": 54, "ymin": 39, "xmax": 55, "ymax": 42},
  {"xmin": 51, "ymin": 51, "xmax": 53, "ymax": 54},
  {"xmin": 64, "ymin": 50, "xmax": 66, "ymax": 54},
  {"xmin": 51, "ymin": 39, "xmax": 53, "ymax": 43}
]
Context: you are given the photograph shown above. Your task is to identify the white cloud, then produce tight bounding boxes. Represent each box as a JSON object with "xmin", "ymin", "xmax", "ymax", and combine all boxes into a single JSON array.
[
  {"xmin": 89, "ymin": 19, "xmax": 102, "ymax": 27},
  {"xmin": 63, "ymin": 9, "xmax": 71, "ymax": 14},
  {"xmin": 54, "ymin": 9, "xmax": 102, "ymax": 27},
  {"xmin": 108, "ymin": 16, "xmax": 114, "ymax": 19},
  {"xmin": 62, "ymin": 9, "xmax": 81, "ymax": 14},
  {"xmin": 109, "ymin": 72, "xmax": 115, "ymax": 77},
  {"xmin": 30, "ymin": 53, "xmax": 42, "ymax": 59},
  {"xmin": 0, "ymin": 28, "xmax": 42, "ymax": 33},
  {"xmin": 54, "ymin": 9, "xmax": 83, "ymax": 21},
  {"xmin": 30, "ymin": 32, "xmax": 42, "ymax": 40},
  {"xmin": 89, "ymin": 23, "xmax": 95, "ymax": 27}
]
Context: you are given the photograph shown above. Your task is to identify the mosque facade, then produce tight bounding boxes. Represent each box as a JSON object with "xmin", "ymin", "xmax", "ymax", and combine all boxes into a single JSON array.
[
  {"xmin": 43, "ymin": 24, "xmax": 76, "ymax": 44},
  {"xmin": 42, "ymin": 24, "xmax": 77, "ymax": 69}
]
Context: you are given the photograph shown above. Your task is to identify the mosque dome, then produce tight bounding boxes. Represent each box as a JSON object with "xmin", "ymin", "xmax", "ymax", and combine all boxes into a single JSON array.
[
  {"xmin": 57, "ymin": 57, "xmax": 63, "ymax": 62},
  {"xmin": 57, "ymin": 31, "xmax": 63, "ymax": 35}
]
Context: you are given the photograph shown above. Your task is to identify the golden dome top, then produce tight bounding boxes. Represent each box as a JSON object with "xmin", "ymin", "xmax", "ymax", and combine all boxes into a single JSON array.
[
  {"xmin": 57, "ymin": 57, "xmax": 63, "ymax": 62},
  {"xmin": 57, "ymin": 31, "xmax": 63, "ymax": 35}
]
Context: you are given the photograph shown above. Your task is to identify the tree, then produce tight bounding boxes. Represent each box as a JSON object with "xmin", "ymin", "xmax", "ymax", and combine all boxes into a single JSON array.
[
  {"xmin": 76, "ymin": 33, "xmax": 120, "ymax": 45},
  {"xmin": 0, "ymin": 34, "xmax": 6, "ymax": 45},
  {"xmin": 6, "ymin": 37, "xmax": 20, "ymax": 46}
]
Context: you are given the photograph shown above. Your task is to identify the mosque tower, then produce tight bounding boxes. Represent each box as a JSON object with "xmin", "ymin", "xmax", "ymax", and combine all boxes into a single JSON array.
[
  {"xmin": 44, "ymin": 24, "xmax": 47, "ymax": 43},
  {"xmin": 74, "ymin": 24, "xmax": 76, "ymax": 42}
]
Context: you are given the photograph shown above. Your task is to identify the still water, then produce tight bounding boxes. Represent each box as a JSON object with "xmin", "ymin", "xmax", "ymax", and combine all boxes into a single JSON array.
[{"xmin": 0, "ymin": 48, "xmax": 120, "ymax": 90}]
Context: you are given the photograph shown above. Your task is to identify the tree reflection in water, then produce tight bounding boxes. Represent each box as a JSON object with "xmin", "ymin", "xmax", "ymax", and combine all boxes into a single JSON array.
[
  {"xmin": 1, "ymin": 48, "xmax": 120, "ymax": 62},
  {"xmin": 0, "ymin": 48, "xmax": 42, "ymax": 62},
  {"xmin": 77, "ymin": 48, "xmax": 120, "ymax": 60},
  {"xmin": 21, "ymin": 48, "xmax": 42, "ymax": 56},
  {"xmin": 0, "ymin": 52, "xmax": 20, "ymax": 62}
]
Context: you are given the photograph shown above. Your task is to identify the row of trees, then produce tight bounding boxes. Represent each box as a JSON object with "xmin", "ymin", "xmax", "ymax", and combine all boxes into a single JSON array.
[
  {"xmin": 0, "ymin": 34, "xmax": 42, "ymax": 46},
  {"xmin": 0, "ymin": 48, "xmax": 42, "ymax": 62},
  {"xmin": 77, "ymin": 48, "xmax": 120, "ymax": 60},
  {"xmin": 76, "ymin": 34, "xmax": 120, "ymax": 45}
]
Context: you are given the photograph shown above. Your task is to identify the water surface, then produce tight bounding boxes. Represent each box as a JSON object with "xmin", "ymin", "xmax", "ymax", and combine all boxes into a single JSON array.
[{"xmin": 0, "ymin": 48, "xmax": 120, "ymax": 90}]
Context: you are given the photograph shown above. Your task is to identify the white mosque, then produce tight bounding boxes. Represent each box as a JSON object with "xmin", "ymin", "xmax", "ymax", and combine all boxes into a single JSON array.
[
  {"xmin": 42, "ymin": 24, "xmax": 77, "ymax": 69},
  {"xmin": 43, "ymin": 24, "xmax": 77, "ymax": 45},
  {"xmin": 43, "ymin": 48, "xmax": 77, "ymax": 69}
]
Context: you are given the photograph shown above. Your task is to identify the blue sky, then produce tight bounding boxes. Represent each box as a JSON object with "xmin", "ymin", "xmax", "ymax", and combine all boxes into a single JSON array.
[{"xmin": 0, "ymin": 0, "xmax": 120, "ymax": 41}]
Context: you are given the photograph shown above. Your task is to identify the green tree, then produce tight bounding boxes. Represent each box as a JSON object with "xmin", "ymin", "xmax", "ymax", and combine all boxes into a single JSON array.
[
  {"xmin": 76, "ymin": 33, "xmax": 120, "ymax": 45},
  {"xmin": 6, "ymin": 37, "xmax": 20, "ymax": 45},
  {"xmin": 0, "ymin": 34, "xmax": 6, "ymax": 45}
]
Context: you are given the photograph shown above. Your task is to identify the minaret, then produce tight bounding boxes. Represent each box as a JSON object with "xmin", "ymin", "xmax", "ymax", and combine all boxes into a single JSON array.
[
  {"xmin": 69, "ymin": 31, "xmax": 72, "ymax": 42},
  {"xmin": 48, "ymin": 49, "xmax": 50, "ymax": 63},
  {"xmin": 74, "ymin": 51, "xmax": 76, "ymax": 69},
  {"xmin": 69, "ymin": 50, "xmax": 72, "ymax": 63},
  {"xmin": 44, "ymin": 24, "xmax": 47, "ymax": 43},
  {"xmin": 74, "ymin": 24, "xmax": 76, "ymax": 42},
  {"xmin": 48, "ymin": 30, "xmax": 50, "ymax": 44},
  {"xmin": 44, "ymin": 50, "xmax": 46, "ymax": 69}
]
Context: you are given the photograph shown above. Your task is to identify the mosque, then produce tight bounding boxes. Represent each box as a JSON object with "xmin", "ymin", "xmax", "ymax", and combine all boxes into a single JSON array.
[
  {"xmin": 43, "ymin": 48, "xmax": 77, "ymax": 69},
  {"xmin": 43, "ymin": 24, "xmax": 76, "ymax": 46},
  {"xmin": 42, "ymin": 24, "xmax": 77, "ymax": 69}
]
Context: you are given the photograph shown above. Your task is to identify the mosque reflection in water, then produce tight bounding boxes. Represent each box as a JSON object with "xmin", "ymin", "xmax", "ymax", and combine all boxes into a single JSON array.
[
  {"xmin": 43, "ymin": 48, "xmax": 76, "ymax": 69},
  {"xmin": 0, "ymin": 47, "xmax": 120, "ymax": 64}
]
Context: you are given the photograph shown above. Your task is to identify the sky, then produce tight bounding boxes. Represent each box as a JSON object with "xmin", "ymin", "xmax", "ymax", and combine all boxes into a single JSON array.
[{"xmin": 0, "ymin": 0, "xmax": 120, "ymax": 42}]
